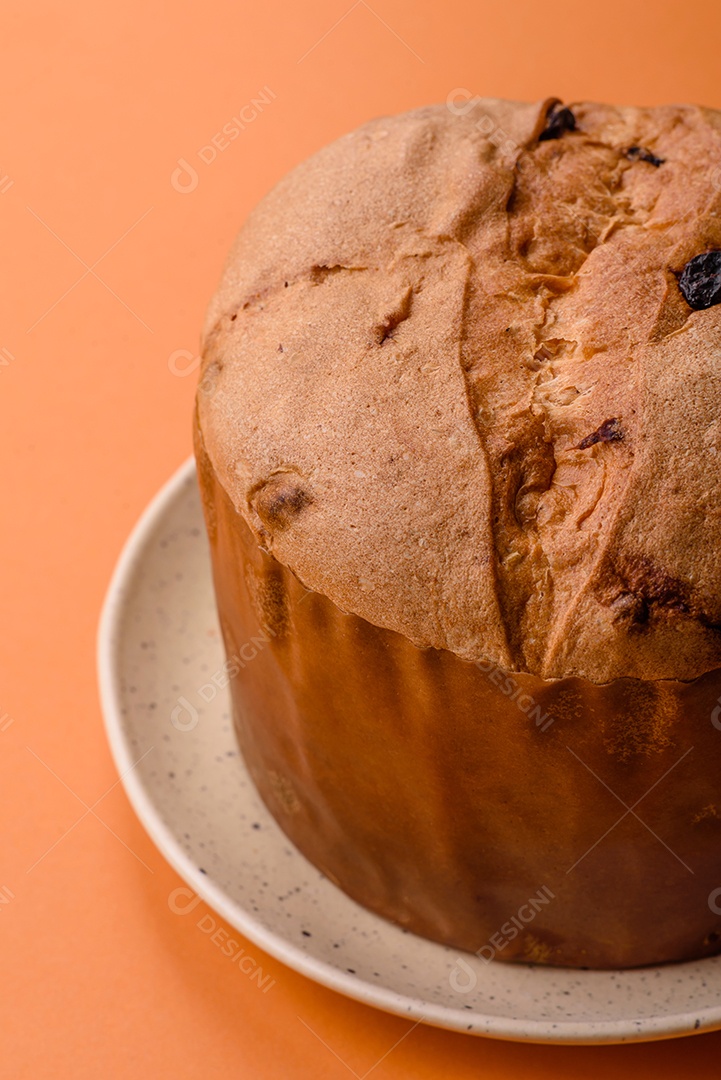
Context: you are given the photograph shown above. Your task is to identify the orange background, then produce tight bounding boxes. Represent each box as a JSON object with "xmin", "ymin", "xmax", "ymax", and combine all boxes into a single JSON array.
[{"xmin": 2, "ymin": 0, "xmax": 721, "ymax": 1075}]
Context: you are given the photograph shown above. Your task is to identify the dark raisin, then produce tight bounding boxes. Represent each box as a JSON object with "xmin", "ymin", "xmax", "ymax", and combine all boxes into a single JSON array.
[
  {"xmin": 252, "ymin": 472, "xmax": 313, "ymax": 531},
  {"xmin": 539, "ymin": 104, "xmax": 576, "ymax": 142},
  {"xmin": 678, "ymin": 251, "xmax": 721, "ymax": 310},
  {"xmin": 609, "ymin": 554, "xmax": 693, "ymax": 620},
  {"xmin": 577, "ymin": 417, "xmax": 623, "ymax": 450},
  {"xmin": 611, "ymin": 592, "xmax": 650, "ymax": 626},
  {"xmin": 625, "ymin": 146, "xmax": 664, "ymax": 167}
]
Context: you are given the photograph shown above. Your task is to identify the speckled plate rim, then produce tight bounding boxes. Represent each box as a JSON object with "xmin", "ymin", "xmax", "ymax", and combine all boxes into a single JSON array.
[{"xmin": 97, "ymin": 456, "xmax": 721, "ymax": 1046}]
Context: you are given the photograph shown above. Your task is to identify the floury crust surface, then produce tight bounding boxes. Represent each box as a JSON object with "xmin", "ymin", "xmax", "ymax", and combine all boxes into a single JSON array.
[{"xmin": 197, "ymin": 96, "xmax": 721, "ymax": 682}]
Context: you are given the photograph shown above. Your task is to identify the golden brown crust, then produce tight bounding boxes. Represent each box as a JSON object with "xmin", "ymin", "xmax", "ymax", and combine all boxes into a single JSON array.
[{"xmin": 197, "ymin": 97, "xmax": 721, "ymax": 682}]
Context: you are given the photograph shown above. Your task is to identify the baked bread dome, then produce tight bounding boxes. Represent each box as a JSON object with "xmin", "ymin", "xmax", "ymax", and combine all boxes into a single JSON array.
[{"xmin": 194, "ymin": 97, "xmax": 721, "ymax": 968}]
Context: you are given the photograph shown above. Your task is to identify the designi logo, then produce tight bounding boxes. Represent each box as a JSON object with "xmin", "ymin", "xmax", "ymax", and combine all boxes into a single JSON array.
[
  {"xmin": 711, "ymin": 696, "xmax": 721, "ymax": 730},
  {"xmin": 170, "ymin": 696, "xmax": 199, "ymax": 732}
]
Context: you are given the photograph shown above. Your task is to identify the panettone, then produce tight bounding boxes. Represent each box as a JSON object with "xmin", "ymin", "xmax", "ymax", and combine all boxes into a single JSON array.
[{"xmin": 193, "ymin": 96, "xmax": 721, "ymax": 968}]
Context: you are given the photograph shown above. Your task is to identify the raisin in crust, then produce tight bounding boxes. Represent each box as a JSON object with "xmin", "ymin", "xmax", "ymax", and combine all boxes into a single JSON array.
[{"xmin": 197, "ymin": 97, "xmax": 721, "ymax": 683}]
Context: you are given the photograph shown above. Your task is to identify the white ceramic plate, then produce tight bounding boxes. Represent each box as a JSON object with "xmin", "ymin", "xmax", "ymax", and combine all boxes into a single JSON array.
[{"xmin": 98, "ymin": 457, "xmax": 721, "ymax": 1045}]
